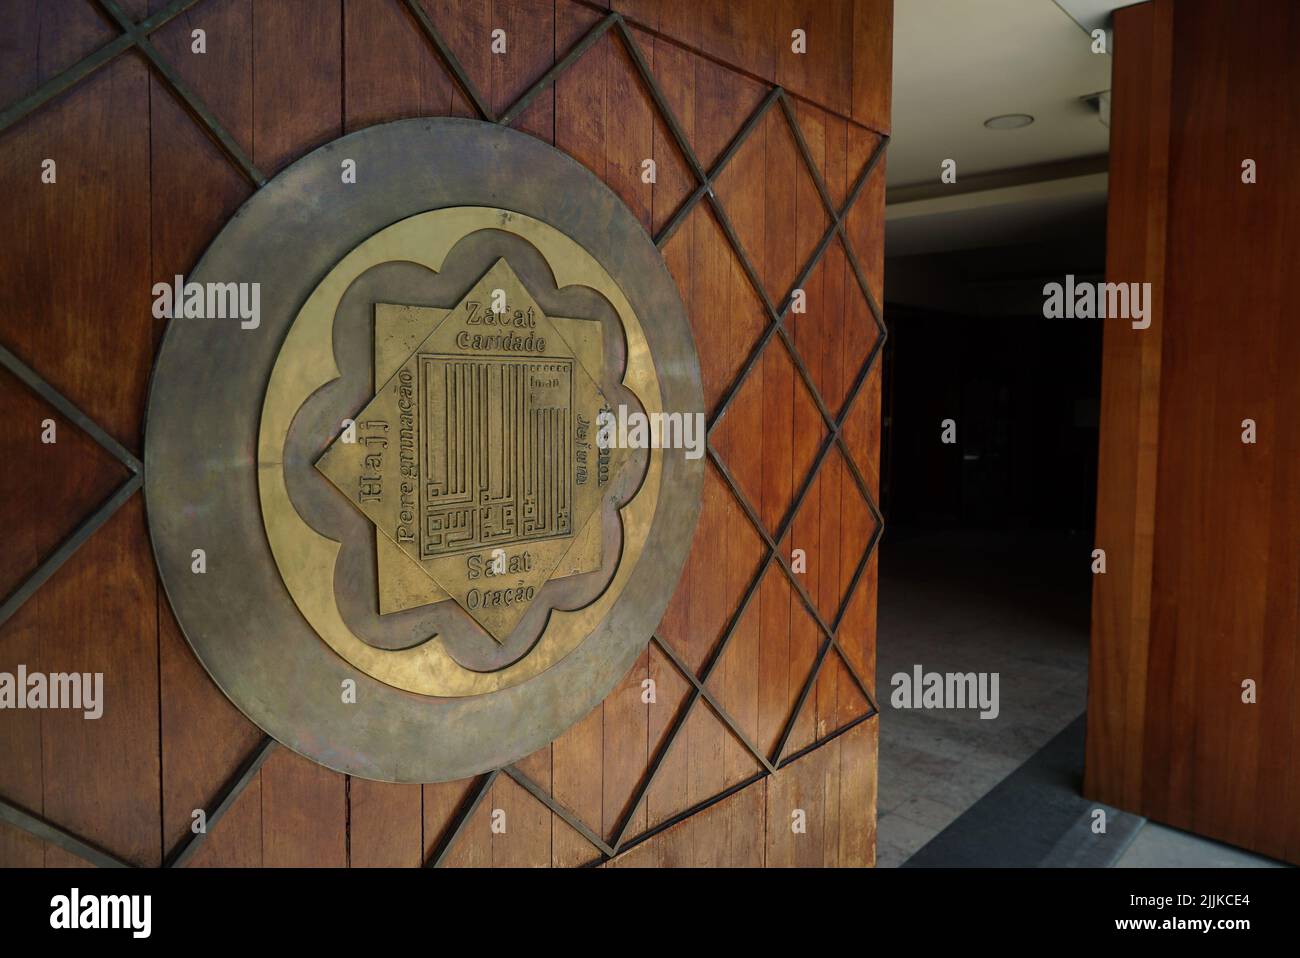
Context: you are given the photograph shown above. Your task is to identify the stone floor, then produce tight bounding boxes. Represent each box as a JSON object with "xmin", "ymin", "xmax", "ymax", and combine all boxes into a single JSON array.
[
  {"xmin": 875, "ymin": 527, "xmax": 1093, "ymax": 868},
  {"xmin": 874, "ymin": 528, "xmax": 1289, "ymax": 868},
  {"xmin": 1114, "ymin": 823, "xmax": 1288, "ymax": 868}
]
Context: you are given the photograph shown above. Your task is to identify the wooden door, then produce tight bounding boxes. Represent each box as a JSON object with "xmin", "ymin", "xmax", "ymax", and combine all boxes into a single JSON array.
[
  {"xmin": 1086, "ymin": 0, "xmax": 1300, "ymax": 865},
  {"xmin": 0, "ymin": 0, "xmax": 890, "ymax": 867}
]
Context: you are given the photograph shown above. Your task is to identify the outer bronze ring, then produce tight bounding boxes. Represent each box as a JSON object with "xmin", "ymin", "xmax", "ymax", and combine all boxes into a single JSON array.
[{"xmin": 144, "ymin": 118, "xmax": 704, "ymax": 783}]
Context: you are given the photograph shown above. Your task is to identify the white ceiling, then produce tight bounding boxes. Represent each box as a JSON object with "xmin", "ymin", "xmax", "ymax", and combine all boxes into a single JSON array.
[
  {"xmin": 888, "ymin": 0, "xmax": 1113, "ymax": 190},
  {"xmin": 1053, "ymin": 0, "xmax": 1146, "ymax": 33}
]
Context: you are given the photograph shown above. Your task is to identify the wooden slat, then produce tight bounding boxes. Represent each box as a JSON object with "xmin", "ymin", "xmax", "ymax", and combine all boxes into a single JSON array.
[
  {"xmin": 608, "ymin": 764, "xmax": 764, "ymax": 867},
  {"xmin": 643, "ymin": 641, "xmax": 691, "ymax": 832},
  {"xmin": 842, "ymin": 123, "xmax": 885, "ymax": 309},
  {"xmin": 682, "ymin": 695, "xmax": 727, "ymax": 864},
  {"xmin": 838, "ymin": 718, "xmax": 876, "ymax": 866},
  {"xmin": 603, "ymin": 652, "xmax": 650, "ymax": 841},
  {"xmin": 765, "ymin": 726, "xmax": 837, "ymax": 866},
  {"xmin": 839, "ymin": 121, "xmax": 885, "ymax": 744},
  {"xmin": 426, "ymin": 0, "xmax": 557, "ymax": 127},
  {"xmin": 640, "ymin": 26, "xmax": 700, "ymax": 817},
  {"xmin": 422, "ymin": 777, "xmax": 479, "ymax": 864},
  {"xmin": 160, "ymin": 606, "xmax": 265, "ymax": 868},
  {"xmin": 501, "ymin": 0, "xmax": 559, "ymax": 138},
  {"xmin": 599, "ymin": 24, "xmax": 655, "ymax": 843},
  {"xmin": 653, "ymin": 46, "xmax": 711, "ymax": 724},
  {"xmin": 491, "ymin": 748, "xmax": 551, "ymax": 867},
  {"xmin": 1083, "ymin": 0, "xmax": 1171, "ymax": 816},
  {"xmin": 252, "ymin": 0, "xmax": 342, "ymax": 176},
  {"xmin": 345, "ymin": 0, "xmax": 461, "ymax": 128},
  {"xmin": 645, "ymin": 36, "xmax": 694, "ymax": 237},
  {"xmin": 0, "ymin": 0, "xmax": 119, "ymax": 109},
  {"xmin": 547, "ymin": 0, "xmax": 608, "ymax": 864},
  {"xmin": 550, "ymin": 707, "xmax": 603, "ymax": 865},
  {"xmin": 420, "ymin": 0, "xmax": 489, "ymax": 119},
  {"xmin": 747, "ymin": 98, "xmax": 795, "ymax": 764},
  {"xmin": 838, "ymin": 113, "xmax": 884, "ymax": 734},
  {"xmin": 349, "ymin": 778, "xmax": 423, "ymax": 868},
  {"xmin": 1151, "ymin": 0, "xmax": 1298, "ymax": 859},
  {"xmin": 248, "ymin": 2, "xmax": 348, "ymax": 868},
  {"xmin": 709, "ymin": 36, "xmax": 767, "ymax": 789},
  {"xmin": 644, "ymin": 44, "xmax": 696, "ymax": 846},
  {"xmin": 148, "ymin": 0, "xmax": 255, "ymax": 157},
  {"xmin": 792, "ymin": 100, "xmax": 833, "ymax": 745},
  {"xmin": 689, "ymin": 54, "xmax": 768, "ymax": 173},
  {"xmin": 9, "ymin": 48, "xmax": 159, "ymax": 866},
  {"xmin": 260, "ymin": 748, "xmax": 346, "ymax": 868},
  {"xmin": 38, "ymin": 496, "xmax": 158, "ymax": 868},
  {"xmin": 439, "ymin": 783, "xmax": 492, "ymax": 868},
  {"xmin": 147, "ymin": 0, "xmax": 263, "ymax": 871},
  {"xmin": 0, "ymin": 372, "xmax": 60, "ymax": 866},
  {"xmin": 611, "ymin": 1, "xmax": 887, "ymax": 131},
  {"xmin": 775, "ymin": 1, "xmax": 852, "ymax": 119},
  {"xmin": 850, "ymin": 0, "xmax": 891, "ymax": 133}
]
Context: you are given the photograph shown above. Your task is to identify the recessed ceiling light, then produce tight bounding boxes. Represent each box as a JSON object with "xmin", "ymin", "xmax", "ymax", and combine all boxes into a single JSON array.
[{"xmin": 983, "ymin": 113, "xmax": 1035, "ymax": 130}]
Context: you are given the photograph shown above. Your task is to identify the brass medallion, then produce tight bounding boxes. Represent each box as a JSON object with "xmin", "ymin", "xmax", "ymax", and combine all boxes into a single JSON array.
[
  {"xmin": 317, "ymin": 259, "xmax": 620, "ymax": 642},
  {"xmin": 145, "ymin": 119, "xmax": 702, "ymax": 782},
  {"xmin": 259, "ymin": 208, "xmax": 654, "ymax": 697}
]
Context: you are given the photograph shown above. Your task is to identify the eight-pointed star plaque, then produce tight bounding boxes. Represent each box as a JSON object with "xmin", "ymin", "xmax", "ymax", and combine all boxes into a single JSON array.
[
  {"xmin": 315, "ymin": 258, "xmax": 628, "ymax": 643},
  {"xmin": 144, "ymin": 119, "xmax": 703, "ymax": 783}
]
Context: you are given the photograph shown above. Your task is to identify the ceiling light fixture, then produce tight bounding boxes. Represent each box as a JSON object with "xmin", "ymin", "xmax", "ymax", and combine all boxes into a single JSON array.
[{"xmin": 983, "ymin": 113, "xmax": 1035, "ymax": 130}]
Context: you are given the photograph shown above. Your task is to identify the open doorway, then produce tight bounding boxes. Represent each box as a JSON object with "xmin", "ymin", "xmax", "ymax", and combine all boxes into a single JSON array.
[
  {"xmin": 877, "ymin": 0, "xmax": 1289, "ymax": 870},
  {"xmin": 875, "ymin": 0, "xmax": 1109, "ymax": 867},
  {"xmin": 875, "ymin": 244, "xmax": 1104, "ymax": 866}
]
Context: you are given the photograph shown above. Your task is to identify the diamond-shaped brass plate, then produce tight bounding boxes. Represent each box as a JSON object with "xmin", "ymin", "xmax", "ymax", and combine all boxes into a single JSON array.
[{"xmin": 315, "ymin": 259, "xmax": 625, "ymax": 641}]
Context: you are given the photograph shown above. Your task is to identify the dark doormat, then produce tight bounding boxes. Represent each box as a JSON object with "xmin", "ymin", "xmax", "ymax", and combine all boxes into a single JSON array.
[{"xmin": 902, "ymin": 714, "xmax": 1145, "ymax": 868}]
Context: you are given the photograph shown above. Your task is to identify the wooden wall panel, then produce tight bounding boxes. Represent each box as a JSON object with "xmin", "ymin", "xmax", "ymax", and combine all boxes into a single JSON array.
[
  {"xmin": 0, "ymin": 4, "xmax": 129, "ymax": 867},
  {"xmin": 1083, "ymin": 0, "xmax": 1170, "ymax": 816},
  {"xmin": 490, "ymin": 751, "xmax": 552, "ymax": 867},
  {"xmin": 422, "ymin": 776, "xmax": 480, "ymax": 866},
  {"xmin": 608, "ymin": 0, "xmax": 891, "ymax": 133},
  {"xmin": 1086, "ymin": 0, "xmax": 1300, "ymax": 864},
  {"xmin": 27, "ymin": 58, "xmax": 159, "ymax": 869},
  {"xmin": 434, "ymin": 0, "xmax": 557, "ymax": 136},
  {"xmin": 252, "ymin": 0, "xmax": 342, "ymax": 176},
  {"xmin": 260, "ymin": 749, "xmax": 346, "ymax": 868},
  {"xmin": 349, "ymin": 776, "xmax": 424, "ymax": 868},
  {"xmin": 0, "ymin": 0, "xmax": 160, "ymax": 865},
  {"xmin": 344, "ymin": 0, "xmax": 463, "ymax": 128},
  {"xmin": 551, "ymin": 708, "xmax": 603, "ymax": 865},
  {"xmin": 0, "ymin": 0, "xmax": 888, "ymax": 868}
]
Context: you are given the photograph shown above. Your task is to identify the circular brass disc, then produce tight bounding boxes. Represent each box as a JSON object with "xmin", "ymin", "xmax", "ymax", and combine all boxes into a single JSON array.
[{"xmin": 144, "ymin": 118, "xmax": 703, "ymax": 783}]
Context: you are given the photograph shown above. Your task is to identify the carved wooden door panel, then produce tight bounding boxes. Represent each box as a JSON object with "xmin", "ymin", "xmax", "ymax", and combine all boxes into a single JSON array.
[{"xmin": 0, "ymin": 0, "xmax": 890, "ymax": 867}]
